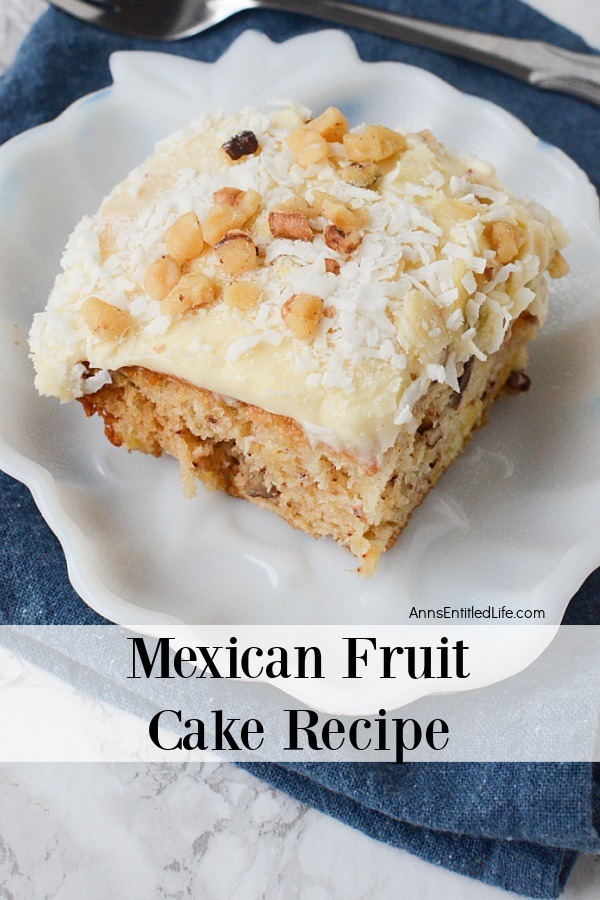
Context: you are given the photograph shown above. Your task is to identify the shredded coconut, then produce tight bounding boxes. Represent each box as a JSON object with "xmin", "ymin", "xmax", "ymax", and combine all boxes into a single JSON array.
[{"xmin": 31, "ymin": 102, "xmax": 562, "ymax": 458}]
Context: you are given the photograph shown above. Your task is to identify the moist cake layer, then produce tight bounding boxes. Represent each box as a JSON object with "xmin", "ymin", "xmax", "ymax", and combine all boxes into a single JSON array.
[
  {"xmin": 78, "ymin": 310, "xmax": 538, "ymax": 575},
  {"xmin": 29, "ymin": 103, "xmax": 568, "ymax": 465}
]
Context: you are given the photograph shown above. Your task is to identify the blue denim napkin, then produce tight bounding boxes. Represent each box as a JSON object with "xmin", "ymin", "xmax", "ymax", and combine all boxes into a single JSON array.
[{"xmin": 1, "ymin": 2, "xmax": 599, "ymax": 897}]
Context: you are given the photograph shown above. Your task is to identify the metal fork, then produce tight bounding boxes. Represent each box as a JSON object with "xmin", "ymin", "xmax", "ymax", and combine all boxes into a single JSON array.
[{"xmin": 49, "ymin": 0, "xmax": 600, "ymax": 106}]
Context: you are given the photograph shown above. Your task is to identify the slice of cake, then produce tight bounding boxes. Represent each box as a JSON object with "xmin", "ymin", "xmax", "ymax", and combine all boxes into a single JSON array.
[{"xmin": 29, "ymin": 102, "xmax": 569, "ymax": 574}]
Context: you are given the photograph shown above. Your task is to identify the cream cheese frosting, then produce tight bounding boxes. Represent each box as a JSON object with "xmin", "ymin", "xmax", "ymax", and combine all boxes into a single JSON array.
[{"xmin": 29, "ymin": 101, "xmax": 568, "ymax": 462}]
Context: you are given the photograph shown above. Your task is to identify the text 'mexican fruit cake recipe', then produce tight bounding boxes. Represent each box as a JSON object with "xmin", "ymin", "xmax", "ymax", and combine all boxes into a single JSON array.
[{"xmin": 30, "ymin": 102, "xmax": 569, "ymax": 574}]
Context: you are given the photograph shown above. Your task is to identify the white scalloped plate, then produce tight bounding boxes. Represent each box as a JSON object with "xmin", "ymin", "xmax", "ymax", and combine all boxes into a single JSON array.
[{"xmin": 1, "ymin": 31, "xmax": 599, "ymax": 712}]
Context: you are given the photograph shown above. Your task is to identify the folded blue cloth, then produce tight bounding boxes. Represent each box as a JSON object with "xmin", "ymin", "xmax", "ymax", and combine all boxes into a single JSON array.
[{"xmin": 0, "ymin": 2, "xmax": 598, "ymax": 897}]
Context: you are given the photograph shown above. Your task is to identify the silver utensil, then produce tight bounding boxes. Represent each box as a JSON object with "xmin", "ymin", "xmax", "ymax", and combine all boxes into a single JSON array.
[{"xmin": 49, "ymin": 0, "xmax": 600, "ymax": 106}]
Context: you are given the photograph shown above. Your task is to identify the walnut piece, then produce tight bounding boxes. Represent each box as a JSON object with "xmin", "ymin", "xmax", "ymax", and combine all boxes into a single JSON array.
[
  {"xmin": 243, "ymin": 473, "xmax": 280, "ymax": 499},
  {"xmin": 339, "ymin": 161, "xmax": 380, "ymax": 188},
  {"xmin": 343, "ymin": 125, "xmax": 406, "ymax": 162},
  {"xmin": 306, "ymin": 106, "xmax": 349, "ymax": 142},
  {"xmin": 202, "ymin": 188, "xmax": 261, "ymax": 246},
  {"xmin": 272, "ymin": 196, "xmax": 313, "ymax": 217},
  {"xmin": 506, "ymin": 370, "xmax": 531, "ymax": 393},
  {"xmin": 325, "ymin": 258, "xmax": 340, "ymax": 275},
  {"xmin": 213, "ymin": 187, "xmax": 244, "ymax": 207},
  {"xmin": 215, "ymin": 230, "xmax": 259, "ymax": 275},
  {"xmin": 82, "ymin": 297, "xmax": 134, "ymax": 340},
  {"xmin": 286, "ymin": 128, "xmax": 329, "ymax": 167},
  {"xmin": 268, "ymin": 211, "xmax": 314, "ymax": 241},
  {"xmin": 324, "ymin": 224, "xmax": 362, "ymax": 254},
  {"xmin": 161, "ymin": 273, "xmax": 215, "ymax": 316},
  {"xmin": 475, "ymin": 258, "xmax": 501, "ymax": 287},
  {"xmin": 166, "ymin": 212, "xmax": 204, "ymax": 265},
  {"xmin": 222, "ymin": 130, "xmax": 259, "ymax": 160},
  {"xmin": 144, "ymin": 255, "xmax": 181, "ymax": 300},
  {"xmin": 312, "ymin": 191, "xmax": 368, "ymax": 232},
  {"xmin": 486, "ymin": 221, "xmax": 523, "ymax": 264},
  {"xmin": 281, "ymin": 293, "xmax": 324, "ymax": 340}
]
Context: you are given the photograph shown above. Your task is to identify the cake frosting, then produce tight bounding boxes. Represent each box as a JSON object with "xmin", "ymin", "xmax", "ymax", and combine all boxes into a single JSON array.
[{"xmin": 29, "ymin": 101, "xmax": 568, "ymax": 462}]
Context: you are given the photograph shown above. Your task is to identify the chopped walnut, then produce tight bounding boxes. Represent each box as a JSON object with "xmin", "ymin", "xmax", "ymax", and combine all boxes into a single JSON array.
[
  {"xmin": 506, "ymin": 370, "xmax": 531, "ymax": 393},
  {"xmin": 476, "ymin": 257, "xmax": 502, "ymax": 287},
  {"xmin": 325, "ymin": 258, "xmax": 341, "ymax": 275},
  {"xmin": 286, "ymin": 128, "xmax": 329, "ymax": 167},
  {"xmin": 243, "ymin": 473, "xmax": 280, "ymax": 499},
  {"xmin": 548, "ymin": 250, "xmax": 569, "ymax": 278},
  {"xmin": 202, "ymin": 188, "xmax": 261, "ymax": 246},
  {"xmin": 339, "ymin": 161, "xmax": 380, "ymax": 188},
  {"xmin": 202, "ymin": 206, "xmax": 236, "ymax": 246},
  {"xmin": 215, "ymin": 230, "xmax": 259, "ymax": 275},
  {"xmin": 213, "ymin": 187, "xmax": 244, "ymax": 206},
  {"xmin": 268, "ymin": 211, "xmax": 314, "ymax": 241},
  {"xmin": 343, "ymin": 125, "xmax": 406, "ymax": 162},
  {"xmin": 324, "ymin": 224, "xmax": 362, "ymax": 254},
  {"xmin": 161, "ymin": 273, "xmax": 215, "ymax": 316},
  {"xmin": 281, "ymin": 293, "xmax": 324, "ymax": 340},
  {"xmin": 166, "ymin": 212, "xmax": 204, "ymax": 264},
  {"xmin": 234, "ymin": 189, "xmax": 261, "ymax": 219},
  {"xmin": 486, "ymin": 221, "xmax": 523, "ymax": 264},
  {"xmin": 222, "ymin": 130, "xmax": 259, "ymax": 160},
  {"xmin": 144, "ymin": 255, "xmax": 182, "ymax": 300},
  {"xmin": 312, "ymin": 191, "xmax": 368, "ymax": 232},
  {"xmin": 223, "ymin": 281, "xmax": 261, "ymax": 310},
  {"xmin": 273, "ymin": 196, "xmax": 313, "ymax": 217},
  {"xmin": 306, "ymin": 106, "xmax": 349, "ymax": 142},
  {"xmin": 82, "ymin": 297, "xmax": 133, "ymax": 340}
]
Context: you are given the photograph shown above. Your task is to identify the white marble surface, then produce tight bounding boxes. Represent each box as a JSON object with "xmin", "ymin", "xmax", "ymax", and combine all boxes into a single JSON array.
[
  {"xmin": 1, "ymin": 754, "xmax": 600, "ymax": 900},
  {"xmin": 0, "ymin": 762, "xmax": 548, "ymax": 900},
  {"xmin": 1, "ymin": 2, "xmax": 599, "ymax": 898}
]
